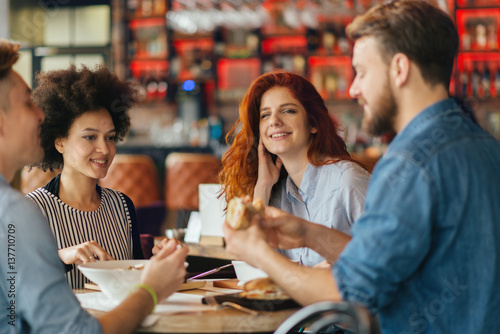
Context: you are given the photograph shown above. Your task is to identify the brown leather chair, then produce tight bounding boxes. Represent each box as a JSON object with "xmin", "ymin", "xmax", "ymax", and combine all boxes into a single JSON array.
[
  {"xmin": 352, "ymin": 152, "xmax": 379, "ymax": 173},
  {"xmin": 20, "ymin": 167, "xmax": 61, "ymax": 195},
  {"xmin": 165, "ymin": 153, "xmax": 222, "ymax": 228},
  {"xmin": 99, "ymin": 154, "xmax": 160, "ymax": 208},
  {"xmin": 165, "ymin": 153, "xmax": 222, "ymax": 210}
]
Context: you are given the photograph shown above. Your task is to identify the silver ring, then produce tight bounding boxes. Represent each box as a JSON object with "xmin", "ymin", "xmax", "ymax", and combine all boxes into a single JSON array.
[{"xmin": 89, "ymin": 256, "xmax": 94, "ymax": 260}]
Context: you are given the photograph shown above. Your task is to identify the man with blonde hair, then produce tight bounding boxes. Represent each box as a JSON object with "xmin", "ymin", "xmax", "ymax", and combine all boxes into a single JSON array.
[{"xmin": 0, "ymin": 39, "xmax": 189, "ymax": 333}]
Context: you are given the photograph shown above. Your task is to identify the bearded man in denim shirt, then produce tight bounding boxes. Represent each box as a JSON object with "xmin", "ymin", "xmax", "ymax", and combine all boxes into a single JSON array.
[{"xmin": 223, "ymin": 1, "xmax": 500, "ymax": 333}]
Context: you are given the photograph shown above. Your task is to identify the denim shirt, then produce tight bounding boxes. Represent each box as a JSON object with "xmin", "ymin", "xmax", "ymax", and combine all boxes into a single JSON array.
[
  {"xmin": 333, "ymin": 98, "xmax": 500, "ymax": 333},
  {"xmin": 0, "ymin": 175, "xmax": 102, "ymax": 333},
  {"xmin": 270, "ymin": 161, "xmax": 370, "ymax": 266}
]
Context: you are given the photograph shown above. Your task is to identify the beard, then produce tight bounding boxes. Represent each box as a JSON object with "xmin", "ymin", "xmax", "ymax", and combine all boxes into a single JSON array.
[{"xmin": 361, "ymin": 77, "xmax": 397, "ymax": 137}]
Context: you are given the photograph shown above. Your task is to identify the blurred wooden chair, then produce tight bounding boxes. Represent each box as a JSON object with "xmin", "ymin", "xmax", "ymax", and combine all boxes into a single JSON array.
[
  {"xmin": 352, "ymin": 152, "xmax": 379, "ymax": 173},
  {"xmin": 99, "ymin": 154, "xmax": 165, "ymax": 235},
  {"xmin": 99, "ymin": 154, "xmax": 160, "ymax": 207},
  {"xmin": 20, "ymin": 167, "xmax": 61, "ymax": 195},
  {"xmin": 165, "ymin": 153, "xmax": 222, "ymax": 228}
]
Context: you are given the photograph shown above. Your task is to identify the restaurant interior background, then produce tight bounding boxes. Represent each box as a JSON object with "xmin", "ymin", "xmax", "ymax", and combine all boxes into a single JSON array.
[{"xmin": 3, "ymin": 0, "xmax": 500, "ymax": 233}]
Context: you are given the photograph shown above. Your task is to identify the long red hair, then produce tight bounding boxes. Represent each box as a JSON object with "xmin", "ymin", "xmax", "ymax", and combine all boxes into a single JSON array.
[{"xmin": 219, "ymin": 70, "xmax": 361, "ymax": 202}]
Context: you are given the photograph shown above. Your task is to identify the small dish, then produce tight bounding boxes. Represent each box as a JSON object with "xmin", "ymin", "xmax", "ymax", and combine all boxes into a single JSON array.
[
  {"xmin": 231, "ymin": 261, "xmax": 268, "ymax": 284},
  {"xmin": 78, "ymin": 260, "xmax": 149, "ymax": 302}
]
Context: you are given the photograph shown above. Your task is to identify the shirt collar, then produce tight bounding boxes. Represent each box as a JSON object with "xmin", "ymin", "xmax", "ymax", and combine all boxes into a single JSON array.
[
  {"xmin": 285, "ymin": 162, "xmax": 318, "ymax": 203},
  {"xmin": 392, "ymin": 98, "xmax": 458, "ymax": 143}
]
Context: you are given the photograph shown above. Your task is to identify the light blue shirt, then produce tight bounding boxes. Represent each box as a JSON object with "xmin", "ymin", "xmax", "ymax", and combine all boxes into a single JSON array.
[
  {"xmin": 0, "ymin": 175, "xmax": 102, "ymax": 334},
  {"xmin": 270, "ymin": 161, "xmax": 370, "ymax": 266},
  {"xmin": 334, "ymin": 98, "xmax": 500, "ymax": 333}
]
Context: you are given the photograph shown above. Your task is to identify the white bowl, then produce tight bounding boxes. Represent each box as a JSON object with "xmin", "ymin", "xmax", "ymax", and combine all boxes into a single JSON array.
[
  {"xmin": 78, "ymin": 259, "xmax": 149, "ymax": 302},
  {"xmin": 231, "ymin": 260, "xmax": 268, "ymax": 283}
]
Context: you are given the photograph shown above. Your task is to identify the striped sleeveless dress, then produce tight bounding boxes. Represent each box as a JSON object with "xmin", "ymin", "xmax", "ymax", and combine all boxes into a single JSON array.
[{"xmin": 27, "ymin": 186, "xmax": 135, "ymax": 288}]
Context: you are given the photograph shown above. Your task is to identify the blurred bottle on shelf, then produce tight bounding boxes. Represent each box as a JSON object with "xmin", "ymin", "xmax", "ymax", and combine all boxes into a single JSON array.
[
  {"xmin": 214, "ymin": 27, "xmax": 226, "ymax": 57},
  {"xmin": 462, "ymin": 25, "xmax": 472, "ymax": 51},
  {"xmin": 311, "ymin": 69, "xmax": 324, "ymax": 96},
  {"xmin": 476, "ymin": 24, "xmax": 488, "ymax": 50},
  {"xmin": 481, "ymin": 62, "xmax": 491, "ymax": 98},
  {"xmin": 472, "ymin": 62, "xmax": 481, "ymax": 97},
  {"xmin": 322, "ymin": 27, "xmax": 335, "ymax": 55},
  {"xmin": 460, "ymin": 70, "xmax": 468, "ymax": 97},
  {"xmin": 306, "ymin": 28, "xmax": 320, "ymax": 53},
  {"xmin": 144, "ymin": 74, "xmax": 158, "ymax": 102},
  {"xmin": 246, "ymin": 30, "xmax": 261, "ymax": 57},
  {"xmin": 208, "ymin": 115, "xmax": 222, "ymax": 146},
  {"xmin": 128, "ymin": 39, "xmax": 137, "ymax": 59},
  {"xmin": 325, "ymin": 71, "xmax": 337, "ymax": 99},
  {"xmin": 189, "ymin": 120, "xmax": 200, "ymax": 147},
  {"xmin": 128, "ymin": 0, "xmax": 139, "ymax": 15},
  {"xmin": 153, "ymin": 0, "xmax": 166, "ymax": 16},
  {"xmin": 336, "ymin": 73, "xmax": 347, "ymax": 99},
  {"xmin": 456, "ymin": 59, "xmax": 500, "ymax": 99},
  {"xmin": 142, "ymin": 0, "xmax": 153, "ymax": 16},
  {"xmin": 487, "ymin": 23, "xmax": 498, "ymax": 50},
  {"xmin": 177, "ymin": 80, "xmax": 207, "ymax": 134},
  {"xmin": 495, "ymin": 66, "xmax": 500, "ymax": 98},
  {"xmin": 170, "ymin": 47, "xmax": 181, "ymax": 79},
  {"xmin": 157, "ymin": 74, "xmax": 168, "ymax": 101},
  {"xmin": 198, "ymin": 118, "xmax": 209, "ymax": 148}
]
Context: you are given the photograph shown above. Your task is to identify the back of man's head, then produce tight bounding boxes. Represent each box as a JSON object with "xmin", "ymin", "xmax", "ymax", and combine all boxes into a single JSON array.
[
  {"xmin": 346, "ymin": 0, "xmax": 458, "ymax": 89},
  {"xmin": 0, "ymin": 39, "xmax": 21, "ymax": 111}
]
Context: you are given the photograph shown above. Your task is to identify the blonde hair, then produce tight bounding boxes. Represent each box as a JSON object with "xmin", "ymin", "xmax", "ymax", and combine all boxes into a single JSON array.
[
  {"xmin": 0, "ymin": 39, "xmax": 20, "ymax": 79},
  {"xmin": 0, "ymin": 39, "xmax": 21, "ymax": 111}
]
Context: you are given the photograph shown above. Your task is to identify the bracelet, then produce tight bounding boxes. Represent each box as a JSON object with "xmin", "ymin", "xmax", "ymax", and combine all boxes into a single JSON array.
[{"xmin": 131, "ymin": 283, "xmax": 158, "ymax": 312}]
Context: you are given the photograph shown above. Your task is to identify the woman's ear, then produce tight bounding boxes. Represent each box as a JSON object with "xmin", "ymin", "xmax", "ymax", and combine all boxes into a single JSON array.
[
  {"xmin": 55, "ymin": 138, "xmax": 65, "ymax": 154},
  {"xmin": 311, "ymin": 126, "xmax": 318, "ymax": 134}
]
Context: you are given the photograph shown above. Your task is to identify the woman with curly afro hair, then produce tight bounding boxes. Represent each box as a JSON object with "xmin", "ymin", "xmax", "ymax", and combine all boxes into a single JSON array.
[
  {"xmin": 27, "ymin": 65, "xmax": 145, "ymax": 288},
  {"xmin": 220, "ymin": 70, "xmax": 370, "ymax": 267}
]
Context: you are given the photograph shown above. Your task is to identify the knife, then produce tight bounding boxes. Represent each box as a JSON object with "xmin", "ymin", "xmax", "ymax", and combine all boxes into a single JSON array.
[{"xmin": 186, "ymin": 263, "xmax": 233, "ymax": 281}]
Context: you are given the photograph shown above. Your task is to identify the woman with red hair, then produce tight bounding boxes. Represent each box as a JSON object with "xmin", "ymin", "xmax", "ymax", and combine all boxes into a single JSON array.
[{"xmin": 220, "ymin": 70, "xmax": 370, "ymax": 266}]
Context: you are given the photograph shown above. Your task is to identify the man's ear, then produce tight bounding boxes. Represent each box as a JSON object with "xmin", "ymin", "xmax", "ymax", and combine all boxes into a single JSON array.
[
  {"xmin": 55, "ymin": 137, "xmax": 64, "ymax": 154},
  {"xmin": 391, "ymin": 53, "xmax": 410, "ymax": 88},
  {"xmin": 311, "ymin": 126, "xmax": 318, "ymax": 134}
]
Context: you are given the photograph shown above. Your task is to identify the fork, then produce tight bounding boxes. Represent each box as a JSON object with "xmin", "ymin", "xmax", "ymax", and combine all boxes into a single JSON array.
[{"xmin": 204, "ymin": 296, "xmax": 261, "ymax": 316}]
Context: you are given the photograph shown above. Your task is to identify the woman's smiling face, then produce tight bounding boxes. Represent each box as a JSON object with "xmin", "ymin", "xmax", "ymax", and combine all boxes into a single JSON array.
[
  {"xmin": 259, "ymin": 86, "xmax": 317, "ymax": 161},
  {"xmin": 56, "ymin": 108, "xmax": 117, "ymax": 180}
]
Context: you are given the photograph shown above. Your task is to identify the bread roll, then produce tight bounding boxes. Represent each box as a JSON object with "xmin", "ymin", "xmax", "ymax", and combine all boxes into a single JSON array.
[
  {"xmin": 240, "ymin": 277, "xmax": 290, "ymax": 300},
  {"xmin": 226, "ymin": 196, "xmax": 264, "ymax": 230}
]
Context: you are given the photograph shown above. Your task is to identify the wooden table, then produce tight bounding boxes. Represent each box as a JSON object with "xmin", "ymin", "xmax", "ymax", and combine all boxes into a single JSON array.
[{"xmin": 75, "ymin": 282, "xmax": 298, "ymax": 334}]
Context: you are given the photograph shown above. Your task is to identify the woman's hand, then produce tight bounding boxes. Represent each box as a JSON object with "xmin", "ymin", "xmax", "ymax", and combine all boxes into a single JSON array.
[
  {"xmin": 58, "ymin": 241, "xmax": 115, "ymax": 265},
  {"xmin": 152, "ymin": 238, "xmax": 182, "ymax": 256},
  {"xmin": 141, "ymin": 239, "xmax": 189, "ymax": 301},
  {"xmin": 254, "ymin": 138, "xmax": 283, "ymax": 204}
]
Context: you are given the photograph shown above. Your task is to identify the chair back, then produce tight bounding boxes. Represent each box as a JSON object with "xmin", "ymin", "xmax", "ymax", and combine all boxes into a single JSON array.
[
  {"xmin": 20, "ymin": 167, "xmax": 61, "ymax": 195},
  {"xmin": 274, "ymin": 301, "xmax": 381, "ymax": 334},
  {"xmin": 99, "ymin": 154, "xmax": 160, "ymax": 208},
  {"xmin": 164, "ymin": 153, "xmax": 222, "ymax": 211}
]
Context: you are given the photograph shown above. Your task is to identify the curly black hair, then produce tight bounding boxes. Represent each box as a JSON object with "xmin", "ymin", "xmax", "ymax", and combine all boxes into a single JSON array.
[{"xmin": 31, "ymin": 64, "xmax": 141, "ymax": 171}]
